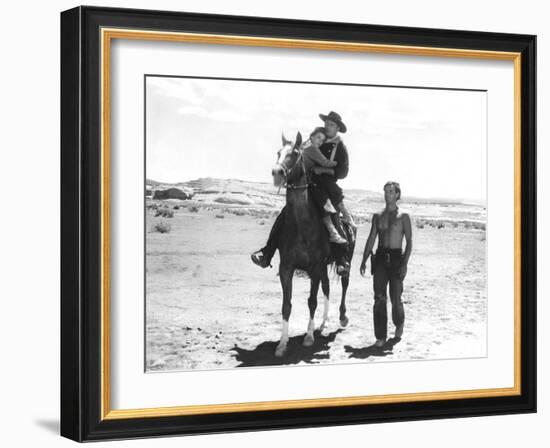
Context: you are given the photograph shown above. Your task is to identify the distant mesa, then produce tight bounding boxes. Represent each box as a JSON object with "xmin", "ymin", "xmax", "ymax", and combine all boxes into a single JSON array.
[{"xmin": 152, "ymin": 187, "xmax": 194, "ymax": 201}]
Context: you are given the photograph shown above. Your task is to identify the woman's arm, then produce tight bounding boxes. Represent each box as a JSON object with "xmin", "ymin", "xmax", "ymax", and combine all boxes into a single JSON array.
[{"xmin": 305, "ymin": 146, "xmax": 337, "ymax": 168}]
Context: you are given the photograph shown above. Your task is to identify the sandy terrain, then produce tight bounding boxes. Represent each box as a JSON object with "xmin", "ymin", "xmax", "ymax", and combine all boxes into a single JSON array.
[{"xmin": 145, "ymin": 191, "xmax": 487, "ymax": 372}]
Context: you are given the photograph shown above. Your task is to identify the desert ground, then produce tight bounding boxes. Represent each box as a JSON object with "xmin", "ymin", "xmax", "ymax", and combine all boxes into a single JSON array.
[{"xmin": 145, "ymin": 178, "xmax": 487, "ymax": 372}]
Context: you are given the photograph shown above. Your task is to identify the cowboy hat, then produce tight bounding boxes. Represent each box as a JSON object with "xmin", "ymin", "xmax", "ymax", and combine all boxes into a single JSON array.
[{"xmin": 319, "ymin": 111, "xmax": 347, "ymax": 133}]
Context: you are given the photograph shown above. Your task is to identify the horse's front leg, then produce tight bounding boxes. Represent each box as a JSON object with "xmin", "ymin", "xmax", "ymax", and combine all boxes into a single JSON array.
[
  {"xmin": 304, "ymin": 274, "xmax": 321, "ymax": 347},
  {"xmin": 275, "ymin": 265, "xmax": 294, "ymax": 357},
  {"xmin": 319, "ymin": 266, "xmax": 330, "ymax": 335},
  {"xmin": 339, "ymin": 273, "xmax": 350, "ymax": 327}
]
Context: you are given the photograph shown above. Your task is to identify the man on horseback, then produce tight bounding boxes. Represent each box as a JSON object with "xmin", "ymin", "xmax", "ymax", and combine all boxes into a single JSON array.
[
  {"xmin": 301, "ymin": 126, "xmax": 347, "ymax": 245},
  {"xmin": 251, "ymin": 111, "xmax": 355, "ymax": 271}
]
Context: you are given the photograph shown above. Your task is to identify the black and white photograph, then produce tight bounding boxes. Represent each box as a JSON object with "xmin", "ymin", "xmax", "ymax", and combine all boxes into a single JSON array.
[{"xmin": 144, "ymin": 75, "xmax": 487, "ymax": 372}]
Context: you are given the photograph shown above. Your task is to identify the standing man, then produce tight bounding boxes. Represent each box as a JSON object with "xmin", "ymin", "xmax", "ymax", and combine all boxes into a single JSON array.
[
  {"xmin": 251, "ymin": 110, "xmax": 353, "ymax": 269},
  {"xmin": 360, "ymin": 181, "xmax": 412, "ymax": 347}
]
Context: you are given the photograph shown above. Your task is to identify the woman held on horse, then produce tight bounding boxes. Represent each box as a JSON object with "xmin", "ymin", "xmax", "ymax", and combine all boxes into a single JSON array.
[{"xmin": 301, "ymin": 127, "xmax": 347, "ymax": 244}]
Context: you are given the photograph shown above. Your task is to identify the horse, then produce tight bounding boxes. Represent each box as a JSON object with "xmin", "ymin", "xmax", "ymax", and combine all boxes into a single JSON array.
[{"xmin": 271, "ymin": 132, "xmax": 356, "ymax": 357}]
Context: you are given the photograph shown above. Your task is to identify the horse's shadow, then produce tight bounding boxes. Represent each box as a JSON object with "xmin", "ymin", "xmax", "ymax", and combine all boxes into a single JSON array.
[
  {"xmin": 232, "ymin": 329, "xmax": 343, "ymax": 367},
  {"xmin": 344, "ymin": 337, "xmax": 402, "ymax": 360}
]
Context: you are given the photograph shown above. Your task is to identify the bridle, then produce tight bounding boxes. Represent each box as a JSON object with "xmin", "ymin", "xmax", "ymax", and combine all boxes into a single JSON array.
[{"xmin": 276, "ymin": 146, "xmax": 309, "ymax": 191}]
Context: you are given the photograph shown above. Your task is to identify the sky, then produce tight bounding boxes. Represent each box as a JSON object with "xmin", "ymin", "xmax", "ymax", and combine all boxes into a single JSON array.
[{"xmin": 145, "ymin": 76, "xmax": 486, "ymax": 201}]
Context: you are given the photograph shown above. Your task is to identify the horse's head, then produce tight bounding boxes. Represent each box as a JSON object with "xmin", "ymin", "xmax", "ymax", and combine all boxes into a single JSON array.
[{"xmin": 272, "ymin": 132, "xmax": 303, "ymax": 188}]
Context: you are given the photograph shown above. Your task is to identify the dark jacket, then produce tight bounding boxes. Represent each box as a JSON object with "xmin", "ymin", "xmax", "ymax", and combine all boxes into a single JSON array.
[{"xmin": 319, "ymin": 137, "xmax": 349, "ymax": 180}]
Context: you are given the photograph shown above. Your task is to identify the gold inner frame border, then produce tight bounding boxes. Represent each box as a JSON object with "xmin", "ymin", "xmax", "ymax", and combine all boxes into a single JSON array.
[{"xmin": 99, "ymin": 27, "xmax": 522, "ymax": 421}]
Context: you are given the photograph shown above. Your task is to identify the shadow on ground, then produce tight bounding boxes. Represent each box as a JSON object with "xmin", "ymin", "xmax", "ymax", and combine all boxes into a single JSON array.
[
  {"xmin": 232, "ymin": 329, "xmax": 343, "ymax": 367},
  {"xmin": 344, "ymin": 337, "xmax": 402, "ymax": 360}
]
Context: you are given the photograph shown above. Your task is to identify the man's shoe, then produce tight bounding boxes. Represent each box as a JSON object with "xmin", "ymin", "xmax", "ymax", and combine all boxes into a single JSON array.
[
  {"xmin": 251, "ymin": 250, "xmax": 271, "ymax": 268},
  {"xmin": 374, "ymin": 338, "xmax": 386, "ymax": 348}
]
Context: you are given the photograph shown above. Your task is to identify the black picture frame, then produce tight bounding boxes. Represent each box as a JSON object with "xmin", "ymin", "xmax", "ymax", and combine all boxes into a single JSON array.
[{"xmin": 61, "ymin": 5, "xmax": 536, "ymax": 442}]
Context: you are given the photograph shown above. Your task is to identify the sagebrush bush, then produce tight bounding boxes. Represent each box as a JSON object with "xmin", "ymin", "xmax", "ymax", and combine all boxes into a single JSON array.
[
  {"xmin": 473, "ymin": 222, "xmax": 486, "ymax": 231},
  {"xmin": 188, "ymin": 205, "xmax": 199, "ymax": 213},
  {"xmin": 155, "ymin": 207, "xmax": 174, "ymax": 218},
  {"xmin": 152, "ymin": 221, "xmax": 171, "ymax": 233}
]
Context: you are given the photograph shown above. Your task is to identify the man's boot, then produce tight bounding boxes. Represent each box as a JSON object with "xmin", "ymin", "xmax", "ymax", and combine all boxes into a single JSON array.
[
  {"xmin": 337, "ymin": 200, "xmax": 357, "ymax": 228},
  {"xmin": 322, "ymin": 216, "xmax": 347, "ymax": 244}
]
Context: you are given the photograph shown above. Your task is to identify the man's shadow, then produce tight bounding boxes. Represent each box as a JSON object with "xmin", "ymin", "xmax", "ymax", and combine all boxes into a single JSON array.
[
  {"xmin": 344, "ymin": 337, "xmax": 402, "ymax": 360},
  {"xmin": 232, "ymin": 329, "xmax": 343, "ymax": 367}
]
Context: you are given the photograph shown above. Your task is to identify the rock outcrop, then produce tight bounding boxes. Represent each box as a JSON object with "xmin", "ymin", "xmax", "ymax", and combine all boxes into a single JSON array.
[{"xmin": 153, "ymin": 187, "xmax": 194, "ymax": 200}]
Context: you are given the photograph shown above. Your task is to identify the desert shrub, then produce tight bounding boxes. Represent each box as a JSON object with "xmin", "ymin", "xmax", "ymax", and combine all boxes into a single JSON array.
[
  {"xmin": 473, "ymin": 222, "xmax": 486, "ymax": 231},
  {"xmin": 464, "ymin": 221, "xmax": 473, "ymax": 229},
  {"xmin": 188, "ymin": 205, "xmax": 199, "ymax": 213},
  {"xmin": 437, "ymin": 222, "xmax": 445, "ymax": 229},
  {"xmin": 416, "ymin": 220, "xmax": 425, "ymax": 229},
  {"xmin": 258, "ymin": 220, "xmax": 266, "ymax": 225},
  {"xmin": 152, "ymin": 221, "xmax": 171, "ymax": 233},
  {"xmin": 173, "ymin": 205, "xmax": 180, "ymax": 210},
  {"xmin": 451, "ymin": 221, "xmax": 459, "ymax": 228},
  {"xmin": 155, "ymin": 207, "xmax": 174, "ymax": 218},
  {"xmin": 233, "ymin": 209, "xmax": 245, "ymax": 216},
  {"xmin": 215, "ymin": 214, "xmax": 225, "ymax": 219}
]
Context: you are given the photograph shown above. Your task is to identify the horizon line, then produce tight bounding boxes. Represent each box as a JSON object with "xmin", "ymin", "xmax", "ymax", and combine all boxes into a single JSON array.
[{"xmin": 145, "ymin": 176, "xmax": 486, "ymax": 205}]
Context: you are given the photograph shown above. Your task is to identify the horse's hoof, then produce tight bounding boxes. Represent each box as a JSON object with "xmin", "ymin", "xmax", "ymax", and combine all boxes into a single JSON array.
[
  {"xmin": 340, "ymin": 316, "xmax": 349, "ymax": 327},
  {"xmin": 275, "ymin": 344, "xmax": 287, "ymax": 357},
  {"xmin": 319, "ymin": 321, "xmax": 330, "ymax": 336},
  {"xmin": 303, "ymin": 333, "xmax": 314, "ymax": 347}
]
